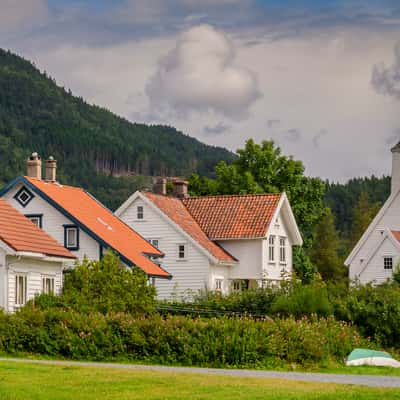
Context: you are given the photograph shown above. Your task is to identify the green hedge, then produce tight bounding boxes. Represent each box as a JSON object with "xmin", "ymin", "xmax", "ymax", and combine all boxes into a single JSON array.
[{"xmin": 0, "ymin": 307, "xmax": 370, "ymax": 368}]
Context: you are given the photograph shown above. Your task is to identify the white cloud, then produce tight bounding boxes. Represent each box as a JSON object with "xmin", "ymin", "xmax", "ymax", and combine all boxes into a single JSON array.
[
  {"xmin": 372, "ymin": 41, "xmax": 400, "ymax": 100},
  {"xmin": 0, "ymin": 0, "xmax": 48, "ymax": 32},
  {"xmin": 146, "ymin": 24, "xmax": 261, "ymax": 119}
]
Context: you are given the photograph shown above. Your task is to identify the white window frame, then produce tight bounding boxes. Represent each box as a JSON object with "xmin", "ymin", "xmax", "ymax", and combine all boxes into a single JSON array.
[
  {"xmin": 177, "ymin": 244, "xmax": 186, "ymax": 260},
  {"xmin": 42, "ymin": 276, "xmax": 55, "ymax": 295},
  {"xmin": 384, "ymin": 256, "xmax": 393, "ymax": 270},
  {"xmin": 279, "ymin": 237, "xmax": 286, "ymax": 264},
  {"xmin": 148, "ymin": 239, "xmax": 159, "ymax": 249},
  {"xmin": 232, "ymin": 280, "xmax": 241, "ymax": 292},
  {"xmin": 215, "ymin": 279, "xmax": 223, "ymax": 292},
  {"xmin": 268, "ymin": 235, "xmax": 275, "ymax": 262},
  {"xmin": 137, "ymin": 206, "xmax": 144, "ymax": 220},
  {"xmin": 15, "ymin": 274, "xmax": 27, "ymax": 306}
]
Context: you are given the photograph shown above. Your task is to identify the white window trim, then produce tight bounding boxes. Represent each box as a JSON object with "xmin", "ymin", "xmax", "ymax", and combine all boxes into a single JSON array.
[
  {"xmin": 383, "ymin": 255, "xmax": 394, "ymax": 270},
  {"xmin": 42, "ymin": 275, "xmax": 55, "ymax": 295},
  {"xmin": 279, "ymin": 236, "xmax": 287, "ymax": 264},
  {"xmin": 215, "ymin": 278, "xmax": 223, "ymax": 292},
  {"xmin": 177, "ymin": 243, "xmax": 187, "ymax": 261},
  {"xmin": 136, "ymin": 205, "xmax": 144, "ymax": 220},
  {"xmin": 268, "ymin": 235, "xmax": 275, "ymax": 263},
  {"xmin": 15, "ymin": 273, "xmax": 27, "ymax": 307}
]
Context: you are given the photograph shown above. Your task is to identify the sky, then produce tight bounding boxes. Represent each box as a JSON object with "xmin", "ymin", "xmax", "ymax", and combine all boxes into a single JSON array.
[{"xmin": 1, "ymin": 0, "xmax": 399, "ymax": 182}]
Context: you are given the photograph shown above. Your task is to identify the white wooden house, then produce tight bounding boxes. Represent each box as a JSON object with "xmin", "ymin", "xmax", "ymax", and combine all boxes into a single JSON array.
[
  {"xmin": 0, "ymin": 198, "xmax": 75, "ymax": 312},
  {"xmin": 345, "ymin": 143, "xmax": 400, "ymax": 284},
  {"xmin": 0, "ymin": 153, "xmax": 170, "ymax": 281},
  {"xmin": 116, "ymin": 180, "xmax": 302, "ymax": 299}
]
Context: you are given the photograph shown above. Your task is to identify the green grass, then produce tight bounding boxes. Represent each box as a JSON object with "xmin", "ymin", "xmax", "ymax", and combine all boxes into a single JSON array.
[{"xmin": 0, "ymin": 362, "xmax": 400, "ymax": 400}]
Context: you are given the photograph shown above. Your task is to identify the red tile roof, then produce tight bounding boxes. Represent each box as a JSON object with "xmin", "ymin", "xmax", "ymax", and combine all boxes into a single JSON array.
[
  {"xmin": 182, "ymin": 194, "xmax": 282, "ymax": 239},
  {"xmin": 392, "ymin": 231, "xmax": 400, "ymax": 242},
  {"xmin": 0, "ymin": 198, "xmax": 75, "ymax": 259},
  {"xmin": 24, "ymin": 177, "xmax": 170, "ymax": 278},
  {"xmin": 143, "ymin": 192, "xmax": 236, "ymax": 263}
]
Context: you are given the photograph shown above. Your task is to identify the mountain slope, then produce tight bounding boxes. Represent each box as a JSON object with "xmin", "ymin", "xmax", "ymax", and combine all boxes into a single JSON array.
[{"xmin": 0, "ymin": 49, "xmax": 234, "ymax": 209}]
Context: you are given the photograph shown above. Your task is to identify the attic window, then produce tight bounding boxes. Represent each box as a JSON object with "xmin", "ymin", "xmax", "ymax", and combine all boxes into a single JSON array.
[
  {"xmin": 14, "ymin": 186, "xmax": 34, "ymax": 208},
  {"xmin": 64, "ymin": 225, "xmax": 79, "ymax": 250},
  {"xmin": 137, "ymin": 206, "xmax": 144, "ymax": 220},
  {"xmin": 25, "ymin": 214, "xmax": 43, "ymax": 228}
]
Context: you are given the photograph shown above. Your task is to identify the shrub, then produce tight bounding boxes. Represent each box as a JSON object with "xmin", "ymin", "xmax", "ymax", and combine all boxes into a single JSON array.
[
  {"xmin": 0, "ymin": 307, "xmax": 370, "ymax": 368},
  {"xmin": 334, "ymin": 282, "xmax": 400, "ymax": 348},
  {"xmin": 33, "ymin": 252, "xmax": 156, "ymax": 316}
]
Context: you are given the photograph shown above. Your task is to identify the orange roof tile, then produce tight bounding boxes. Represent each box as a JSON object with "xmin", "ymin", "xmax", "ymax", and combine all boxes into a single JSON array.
[
  {"xmin": 182, "ymin": 194, "xmax": 282, "ymax": 239},
  {"xmin": 143, "ymin": 192, "xmax": 236, "ymax": 263},
  {"xmin": 392, "ymin": 231, "xmax": 400, "ymax": 242},
  {"xmin": 24, "ymin": 177, "xmax": 170, "ymax": 278},
  {"xmin": 0, "ymin": 198, "xmax": 75, "ymax": 259}
]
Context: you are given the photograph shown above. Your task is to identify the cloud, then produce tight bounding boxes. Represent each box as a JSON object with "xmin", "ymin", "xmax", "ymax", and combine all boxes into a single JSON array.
[
  {"xmin": 312, "ymin": 129, "xmax": 328, "ymax": 148},
  {"xmin": 0, "ymin": 0, "xmax": 48, "ymax": 32},
  {"xmin": 371, "ymin": 41, "xmax": 400, "ymax": 100},
  {"xmin": 146, "ymin": 24, "xmax": 261, "ymax": 119},
  {"xmin": 203, "ymin": 122, "xmax": 231, "ymax": 135}
]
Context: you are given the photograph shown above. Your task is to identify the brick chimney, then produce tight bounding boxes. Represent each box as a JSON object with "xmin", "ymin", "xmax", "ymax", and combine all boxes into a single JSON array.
[
  {"xmin": 173, "ymin": 179, "xmax": 189, "ymax": 198},
  {"xmin": 27, "ymin": 152, "xmax": 42, "ymax": 179},
  {"xmin": 154, "ymin": 178, "xmax": 167, "ymax": 195},
  {"xmin": 392, "ymin": 142, "xmax": 400, "ymax": 194},
  {"xmin": 45, "ymin": 156, "xmax": 57, "ymax": 182}
]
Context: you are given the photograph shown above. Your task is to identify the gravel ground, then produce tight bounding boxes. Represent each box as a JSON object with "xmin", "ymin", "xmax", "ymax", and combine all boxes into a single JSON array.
[{"xmin": 1, "ymin": 358, "xmax": 400, "ymax": 388}]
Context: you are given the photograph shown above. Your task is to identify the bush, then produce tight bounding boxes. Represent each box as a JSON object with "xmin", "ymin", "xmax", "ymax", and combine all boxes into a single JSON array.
[
  {"xmin": 0, "ymin": 307, "xmax": 370, "ymax": 368},
  {"xmin": 334, "ymin": 282, "xmax": 400, "ymax": 348},
  {"xmin": 271, "ymin": 282, "xmax": 333, "ymax": 318},
  {"xmin": 33, "ymin": 252, "xmax": 156, "ymax": 316}
]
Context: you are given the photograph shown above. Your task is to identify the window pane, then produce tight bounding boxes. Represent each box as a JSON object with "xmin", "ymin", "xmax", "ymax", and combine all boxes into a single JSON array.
[
  {"xmin": 178, "ymin": 245, "xmax": 185, "ymax": 258},
  {"xmin": 137, "ymin": 206, "xmax": 144, "ymax": 219},
  {"xmin": 67, "ymin": 228, "xmax": 77, "ymax": 247}
]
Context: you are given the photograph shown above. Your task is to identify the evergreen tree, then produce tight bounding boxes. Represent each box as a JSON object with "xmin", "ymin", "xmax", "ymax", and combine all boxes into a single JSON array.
[
  {"xmin": 310, "ymin": 208, "xmax": 346, "ymax": 282},
  {"xmin": 348, "ymin": 192, "xmax": 381, "ymax": 251}
]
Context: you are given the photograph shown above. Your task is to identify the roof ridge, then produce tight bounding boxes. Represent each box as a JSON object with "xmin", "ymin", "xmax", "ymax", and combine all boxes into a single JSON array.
[{"xmin": 183, "ymin": 193, "xmax": 282, "ymax": 200}]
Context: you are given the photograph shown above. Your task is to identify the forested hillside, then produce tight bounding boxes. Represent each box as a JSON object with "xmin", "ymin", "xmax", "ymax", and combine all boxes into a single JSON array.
[
  {"xmin": 325, "ymin": 175, "xmax": 390, "ymax": 236},
  {"xmin": 0, "ymin": 49, "xmax": 234, "ymax": 209}
]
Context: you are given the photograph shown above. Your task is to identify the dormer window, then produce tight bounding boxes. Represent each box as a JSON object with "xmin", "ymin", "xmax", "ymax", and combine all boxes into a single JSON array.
[
  {"xmin": 137, "ymin": 206, "xmax": 144, "ymax": 220},
  {"xmin": 14, "ymin": 186, "xmax": 34, "ymax": 207},
  {"xmin": 64, "ymin": 225, "xmax": 79, "ymax": 250}
]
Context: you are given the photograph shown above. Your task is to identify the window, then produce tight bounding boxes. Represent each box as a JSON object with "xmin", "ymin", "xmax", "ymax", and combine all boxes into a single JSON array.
[
  {"xmin": 215, "ymin": 279, "xmax": 223, "ymax": 291},
  {"xmin": 384, "ymin": 257, "xmax": 393, "ymax": 270},
  {"xmin": 25, "ymin": 214, "xmax": 42, "ymax": 228},
  {"xmin": 42, "ymin": 276, "xmax": 55, "ymax": 295},
  {"xmin": 178, "ymin": 244, "xmax": 186, "ymax": 259},
  {"xmin": 268, "ymin": 235, "xmax": 275, "ymax": 262},
  {"xmin": 232, "ymin": 280, "xmax": 241, "ymax": 292},
  {"xmin": 280, "ymin": 237, "xmax": 286, "ymax": 263},
  {"xmin": 64, "ymin": 225, "xmax": 79, "ymax": 250},
  {"xmin": 15, "ymin": 274, "xmax": 27, "ymax": 306},
  {"xmin": 14, "ymin": 186, "xmax": 34, "ymax": 208},
  {"xmin": 148, "ymin": 239, "xmax": 159, "ymax": 248},
  {"xmin": 137, "ymin": 206, "xmax": 144, "ymax": 220}
]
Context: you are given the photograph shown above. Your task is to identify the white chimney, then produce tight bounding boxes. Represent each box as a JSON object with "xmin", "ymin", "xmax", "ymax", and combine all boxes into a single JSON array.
[
  {"xmin": 391, "ymin": 142, "xmax": 400, "ymax": 194},
  {"xmin": 45, "ymin": 156, "xmax": 57, "ymax": 182},
  {"xmin": 27, "ymin": 152, "xmax": 42, "ymax": 179}
]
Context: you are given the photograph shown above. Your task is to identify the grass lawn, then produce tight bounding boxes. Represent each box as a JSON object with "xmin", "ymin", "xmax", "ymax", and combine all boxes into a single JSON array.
[{"xmin": 0, "ymin": 362, "xmax": 400, "ymax": 400}]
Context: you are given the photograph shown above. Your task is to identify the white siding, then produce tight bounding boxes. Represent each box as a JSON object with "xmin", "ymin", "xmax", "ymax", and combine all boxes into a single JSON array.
[
  {"xmin": 357, "ymin": 237, "xmax": 397, "ymax": 285},
  {"xmin": 6, "ymin": 255, "xmax": 64, "ymax": 313},
  {"xmin": 218, "ymin": 239, "xmax": 263, "ymax": 280},
  {"xmin": 349, "ymin": 191, "xmax": 400, "ymax": 283},
  {"xmin": 119, "ymin": 196, "xmax": 212, "ymax": 300},
  {"xmin": 3, "ymin": 183, "xmax": 100, "ymax": 264}
]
